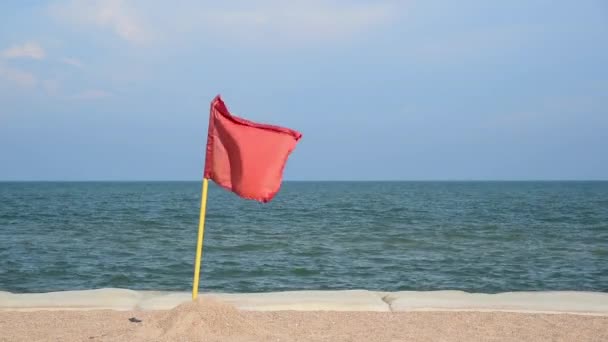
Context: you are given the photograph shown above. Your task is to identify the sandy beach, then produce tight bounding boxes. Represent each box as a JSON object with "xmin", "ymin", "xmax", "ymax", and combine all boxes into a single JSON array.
[
  {"xmin": 1, "ymin": 290, "xmax": 608, "ymax": 341},
  {"xmin": 1, "ymin": 298, "xmax": 607, "ymax": 342}
]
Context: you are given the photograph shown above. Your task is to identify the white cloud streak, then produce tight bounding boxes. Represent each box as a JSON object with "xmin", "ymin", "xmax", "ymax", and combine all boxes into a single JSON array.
[
  {"xmin": 198, "ymin": 1, "xmax": 394, "ymax": 42},
  {"xmin": 50, "ymin": 0, "xmax": 151, "ymax": 44},
  {"xmin": 61, "ymin": 57, "xmax": 84, "ymax": 68},
  {"xmin": 1, "ymin": 42, "xmax": 46, "ymax": 59},
  {"xmin": 0, "ymin": 65, "xmax": 38, "ymax": 87},
  {"xmin": 49, "ymin": 0, "xmax": 394, "ymax": 45}
]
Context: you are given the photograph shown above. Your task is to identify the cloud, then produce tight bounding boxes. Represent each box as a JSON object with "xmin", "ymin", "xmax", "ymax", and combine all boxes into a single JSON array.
[
  {"xmin": 196, "ymin": 1, "xmax": 394, "ymax": 42},
  {"xmin": 0, "ymin": 65, "xmax": 38, "ymax": 87},
  {"xmin": 72, "ymin": 89, "xmax": 112, "ymax": 100},
  {"xmin": 50, "ymin": 0, "xmax": 151, "ymax": 44},
  {"xmin": 61, "ymin": 57, "xmax": 84, "ymax": 68},
  {"xmin": 50, "ymin": 0, "xmax": 394, "ymax": 45},
  {"xmin": 1, "ymin": 42, "xmax": 46, "ymax": 59}
]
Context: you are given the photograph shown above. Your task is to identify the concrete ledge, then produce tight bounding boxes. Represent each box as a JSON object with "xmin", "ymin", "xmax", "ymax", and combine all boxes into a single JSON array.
[
  {"xmin": 213, "ymin": 290, "xmax": 389, "ymax": 312},
  {"xmin": 136, "ymin": 292, "xmax": 190, "ymax": 311},
  {"xmin": 0, "ymin": 288, "xmax": 142, "ymax": 311},
  {"xmin": 384, "ymin": 291, "xmax": 608, "ymax": 314},
  {"xmin": 1, "ymin": 289, "xmax": 608, "ymax": 315},
  {"xmin": 136, "ymin": 290, "xmax": 389, "ymax": 311}
]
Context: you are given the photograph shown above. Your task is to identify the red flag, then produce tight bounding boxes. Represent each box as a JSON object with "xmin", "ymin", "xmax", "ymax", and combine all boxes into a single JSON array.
[{"xmin": 204, "ymin": 95, "xmax": 302, "ymax": 203}]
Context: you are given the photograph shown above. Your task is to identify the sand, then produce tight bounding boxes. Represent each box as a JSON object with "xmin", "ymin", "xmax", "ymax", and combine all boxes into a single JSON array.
[{"xmin": 1, "ymin": 297, "xmax": 607, "ymax": 342}]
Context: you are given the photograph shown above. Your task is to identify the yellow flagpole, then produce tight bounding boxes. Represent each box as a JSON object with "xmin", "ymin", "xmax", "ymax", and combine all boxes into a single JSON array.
[{"xmin": 192, "ymin": 178, "xmax": 209, "ymax": 300}]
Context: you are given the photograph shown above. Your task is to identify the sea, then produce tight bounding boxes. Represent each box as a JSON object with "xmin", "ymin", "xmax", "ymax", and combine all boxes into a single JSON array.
[{"xmin": 0, "ymin": 181, "xmax": 607, "ymax": 294}]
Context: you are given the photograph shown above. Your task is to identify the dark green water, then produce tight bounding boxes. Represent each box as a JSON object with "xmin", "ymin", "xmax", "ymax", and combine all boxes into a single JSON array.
[{"xmin": 0, "ymin": 181, "xmax": 607, "ymax": 293}]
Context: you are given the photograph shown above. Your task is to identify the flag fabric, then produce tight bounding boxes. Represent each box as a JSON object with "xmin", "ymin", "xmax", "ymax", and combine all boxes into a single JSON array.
[{"xmin": 204, "ymin": 95, "xmax": 302, "ymax": 203}]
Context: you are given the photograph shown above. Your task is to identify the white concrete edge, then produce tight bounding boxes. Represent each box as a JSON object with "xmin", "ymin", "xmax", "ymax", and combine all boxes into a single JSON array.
[
  {"xmin": 1, "ymin": 289, "xmax": 607, "ymax": 315},
  {"xmin": 383, "ymin": 308, "xmax": 608, "ymax": 317}
]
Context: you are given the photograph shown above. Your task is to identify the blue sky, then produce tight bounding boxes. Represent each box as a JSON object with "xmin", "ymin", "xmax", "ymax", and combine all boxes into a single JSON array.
[{"xmin": 0, "ymin": 0, "xmax": 607, "ymax": 180}]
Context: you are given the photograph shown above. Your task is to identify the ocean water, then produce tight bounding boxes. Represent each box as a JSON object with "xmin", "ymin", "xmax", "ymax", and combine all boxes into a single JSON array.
[{"xmin": 0, "ymin": 181, "xmax": 607, "ymax": 294}]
